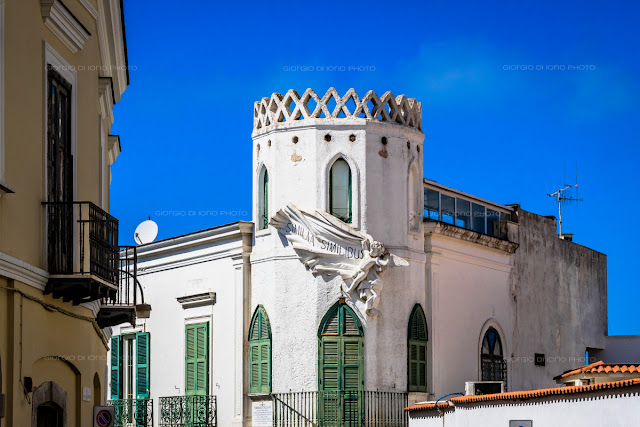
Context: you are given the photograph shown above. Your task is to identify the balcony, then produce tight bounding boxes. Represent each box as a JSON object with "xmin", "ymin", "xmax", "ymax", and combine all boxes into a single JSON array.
[
  {"xmin": 43, "ymin": 201, "xmax": 149, "ymax": 326},
  {"xmin": 159, "ymin": 395, "xmax": 217, "ymax": 427},
  {"xmin": 107, "ymin": 398, "xmax": 153, "ymax": 427},
  {"xmin": 272, "ymin": 391, "xmax": 409, "ymax": 426},
  {"xmin": 97, "ymin": 246, "xmax": 150, "ymax": 328},
  {"xmin": 43, "ymin": 201, "xmax": 119, "ymax": 304}
]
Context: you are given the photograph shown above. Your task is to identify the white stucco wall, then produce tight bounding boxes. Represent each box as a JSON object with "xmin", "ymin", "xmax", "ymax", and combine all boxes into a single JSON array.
[
  {"xmin": 250, "ymin": 118, "xmax": 428, "ymax": 395},
  {"xmin": 425, "ymin": 231, "xmax": 513, "ymax": 398},
  {"xmin": 108, "ymin": 223, "xmax": 250, "ymax": 427},
  {"xmin": 408, "ymin": 388, "xmax": 640, "ymax": 427}
]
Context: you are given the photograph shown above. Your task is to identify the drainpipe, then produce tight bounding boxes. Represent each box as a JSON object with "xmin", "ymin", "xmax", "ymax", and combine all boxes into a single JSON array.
[{"xmin": 434, "ymin": 392, "xmax": 464, "ymax": 426}]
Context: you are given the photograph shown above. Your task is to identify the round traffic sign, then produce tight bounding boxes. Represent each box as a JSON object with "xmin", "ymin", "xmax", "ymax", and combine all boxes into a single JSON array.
[{"xmin": 96, "ymin": 409, "xmax": 113, "ymax": 427}]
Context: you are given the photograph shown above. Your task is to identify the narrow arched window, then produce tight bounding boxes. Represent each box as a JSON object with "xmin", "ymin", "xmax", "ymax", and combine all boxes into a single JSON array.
[
  {"xmin": 258, "ymin": 167, "xmax": 269, "ymax": 230},
  {"xmin": 329, "ymin": 158, "xmax": 352, "ymax": 223},
  {"xmin": 249, "ymin": 306, "xmax": 271, "ymax": 393},
  {"xmin": 408, "ymin": 305, "xmax": 428, "ymax": 392},
  {"xmin": 481, "ymin": 327, "xmax": 505, "ymax": 381}
]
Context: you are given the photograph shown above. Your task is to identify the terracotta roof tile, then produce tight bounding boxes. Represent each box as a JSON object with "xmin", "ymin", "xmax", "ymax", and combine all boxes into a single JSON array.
[
  {"xmin": 449, "ymin": 378, "xmax": 640, "ymax": 405},
  {"xmin": 554, "ymin": 361, "xmax": 640, "ymax": 380},
  {"xmin": 406, "ymin": 378, "xmax": 640, "ymax": 411},
  {"xmin": 405, "ymin": 402, "xmax": 450, "ymax": 412}
]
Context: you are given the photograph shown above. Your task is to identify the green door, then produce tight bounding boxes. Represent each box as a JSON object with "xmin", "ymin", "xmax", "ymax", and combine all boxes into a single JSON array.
[
  {"xmin": 185, "ymin": 323, "xmax": 210, "ymax": 426},
  {"xmin": 319, "ymin": 303, "xmax": 363, "ymax": 426}
]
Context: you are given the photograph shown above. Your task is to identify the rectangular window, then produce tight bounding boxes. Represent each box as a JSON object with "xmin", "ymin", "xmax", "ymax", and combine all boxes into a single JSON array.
[
  {"xmin": 110, "ymin": 332, "xmax": 150, "ymax": 401},
  {"xmin": 441, "ymin": 194, "xmax": 455, "ymax": 225},
  {"xmin": 46, "ymin": 66, "xmax": 74, "ymax": 274},
  {"xmin": 185, "ymin": 323, "xmax": 209, "ymax": 396},
  {"xmin": 486, "ymin": 209, "xmax": 501, "ymax": 236},
  {"xmin": 424, "ymin": 188, "xmax": 439, "ymax": 220},
  {"xmin": 455, "ymin": 198, "xmax": 471, "ymax": 229},
  {"xmin": 472, "ymin": 203, "xmax": 486, "ymax": 234}
]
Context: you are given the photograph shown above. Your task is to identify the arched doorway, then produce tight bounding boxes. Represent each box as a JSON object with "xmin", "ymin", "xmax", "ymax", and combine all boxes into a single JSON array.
[
  {"xmin": 318, "ymin": 302, "xmax": 363, "ymax": 425},
  {"xmin": 31, "ymin": 381, "xmax": 67, "ymax": 427},
  {"xmin": 36, "ymin": 402, "xmax": 63, "ymax": 427}
]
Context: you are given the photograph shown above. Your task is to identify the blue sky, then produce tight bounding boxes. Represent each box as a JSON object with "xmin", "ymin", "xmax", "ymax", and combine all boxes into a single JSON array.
[{"xmin": 111, "ymin": 0, "xmax": 639, "ymax": 335}]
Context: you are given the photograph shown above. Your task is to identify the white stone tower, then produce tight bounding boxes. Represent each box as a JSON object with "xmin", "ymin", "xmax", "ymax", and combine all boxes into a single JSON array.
[{"xmin": 250, "ymin": 88, "xmax": 427, "ymax": 396}]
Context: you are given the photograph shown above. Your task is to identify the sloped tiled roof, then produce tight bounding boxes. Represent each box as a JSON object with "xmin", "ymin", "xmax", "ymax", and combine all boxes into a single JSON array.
[
  {"xmin": 405, "ymin": 378, "xmax": 640, "ymax": 411},
  {"xmin": 554, "ymin": 361, "xmax": 640, "ymax": 380},
  {"xmin": 405, "ymin": 402, "xmax": 450, "ymax": 412}
]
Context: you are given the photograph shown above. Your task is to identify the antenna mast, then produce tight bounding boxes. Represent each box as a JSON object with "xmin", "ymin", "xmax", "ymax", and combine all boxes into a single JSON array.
[{"xmin": 547, "ymin": 165, "xmax": 583, "ymax": 237}]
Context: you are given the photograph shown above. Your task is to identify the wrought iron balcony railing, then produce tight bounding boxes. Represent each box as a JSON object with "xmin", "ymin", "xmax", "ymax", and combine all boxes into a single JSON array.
[
  {"xmin": 43, "ymin": 201, "xmax": 119, "ymax": 303},
  {"xmin": 107, "ymin": 398, "xmax": 153, "ymax": 427},
  {"xmin": 97, "ymin": 246, "xmax": 150, "ymax": 328},
  {"xmin": 272, "ymin": 390, "xmax": 409, "ymax": 426},
  {"xmin": 159, "ymin": 395, "xmax": 217, "ymax": 427}
]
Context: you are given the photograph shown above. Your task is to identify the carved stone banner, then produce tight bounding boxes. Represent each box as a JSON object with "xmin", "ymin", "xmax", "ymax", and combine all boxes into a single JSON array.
[{"xmin": 270, "ymin": 204, "xmax": 408, "ymax": 315}]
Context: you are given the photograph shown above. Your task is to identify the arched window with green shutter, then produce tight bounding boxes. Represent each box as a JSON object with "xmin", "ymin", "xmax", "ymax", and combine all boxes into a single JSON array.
[
  {"xmin": 258, "ymin": 167, "xmax": 269, "ymax": 230},
  {"xmin": 408, "ymin": 304, "xmax": 428, "ymax": 392},
  {"xmin": 329, "ymin": 158, "xmax": 352, "ymax": 223},
  {"xmin": 249, "ymin": 305, "xmax": 272, "ymax": 393}
]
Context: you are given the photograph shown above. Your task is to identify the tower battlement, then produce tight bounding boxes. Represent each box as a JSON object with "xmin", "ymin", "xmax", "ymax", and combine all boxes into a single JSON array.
[{"xmin": 253, "ymin": 88, "xmax": 422, "ymax": 136}]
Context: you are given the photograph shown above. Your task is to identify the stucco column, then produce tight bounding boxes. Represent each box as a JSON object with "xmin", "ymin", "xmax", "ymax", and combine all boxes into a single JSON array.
[{"xmin": 236, "ymin": 222, "xmax": 253, "ymax": 426}]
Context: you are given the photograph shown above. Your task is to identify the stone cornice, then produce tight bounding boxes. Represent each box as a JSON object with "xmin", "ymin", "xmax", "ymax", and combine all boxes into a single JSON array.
[
  {"xmin": 424, "ymin": 221, "xmax": 519, "ymax": 253},
  {"xmin": 98, "ymin": 77, "xmax": 114, "ymax": 127},
  {"xmin": 107, "ymin": 134, "xmax": 120, "ymax": 165},
  {"xmin": 41, "ymin": 0, "xmax": 90, "ymax": 54}
]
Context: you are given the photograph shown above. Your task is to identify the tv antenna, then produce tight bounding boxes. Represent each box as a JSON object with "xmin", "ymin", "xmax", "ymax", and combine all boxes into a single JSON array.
[{"xmin": 547, "ymin": 164, "xmax": 583, "ymax": 237}]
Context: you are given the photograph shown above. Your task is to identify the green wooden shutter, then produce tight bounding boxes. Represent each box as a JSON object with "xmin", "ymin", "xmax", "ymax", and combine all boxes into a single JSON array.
[
  {"xmin": 249, "ymin": 308, "xmax": 272, "ymax": 393},
  {"xmin": 320, "ymin": 339, "xmax": 340, "ymax": 391},
  {"xmin": 408, "ymin": 305, "xmax": 428, "ymax": 392},
  {"xmin": 136, "ymin": 332, "xmax": 150, "ymax": 399},
  {"xmin": 186, "ymin": 323, "xmax": 209, "ymax": 396},
  {"xmin": 263, "ymin": 170, "xmax": 269, "ymax": 229},
  {"xmin": 110, "ymin": 335, "xmax": 122, "ymax": 399},
  {"xmin": 342, "ymin": 339, "xmax": 362, "ymax": 391}
]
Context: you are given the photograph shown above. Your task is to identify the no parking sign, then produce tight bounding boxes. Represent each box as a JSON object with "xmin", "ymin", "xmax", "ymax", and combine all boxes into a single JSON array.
[{"xmin": 93, "ymin": 406, "xmax": 115, "ymax": 427}]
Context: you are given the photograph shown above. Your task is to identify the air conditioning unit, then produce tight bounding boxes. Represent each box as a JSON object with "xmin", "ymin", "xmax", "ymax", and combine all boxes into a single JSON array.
[{"xmin": 465, "ymin": 381, "xmax": 505, "ymax": 395}]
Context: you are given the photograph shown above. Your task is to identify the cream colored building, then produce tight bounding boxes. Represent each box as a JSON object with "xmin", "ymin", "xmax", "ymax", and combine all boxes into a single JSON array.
[{"xmin": 0, "ymin": 1, "xmax": 136, "ymax": 426}]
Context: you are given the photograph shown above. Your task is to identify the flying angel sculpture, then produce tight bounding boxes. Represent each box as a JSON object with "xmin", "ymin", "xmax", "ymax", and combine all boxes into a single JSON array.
[{"xmin": 270, "ymin": 204, "xmax": 409, "ymax": 315}]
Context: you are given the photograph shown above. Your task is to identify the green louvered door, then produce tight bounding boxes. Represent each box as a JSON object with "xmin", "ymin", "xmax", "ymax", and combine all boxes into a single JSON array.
[
  {"xmin": 110, "ymin": 336, "xmax": 123, "ymax": 399},
  {"xmin": 319, "ymin": 303, "xmax": 363, "ymax": 426},
  {"xmin": 185, "ymin": 323, "xmax": 209, "ymax": 396},
  {"xmin": 135, "ymin": 332, "xmax": 150, "ymax": 427},
  {"xmin": 185, "ymin": 323, "xmax": 209, "ymax": 426},
  {"xmin": 342, "ymin": 339, "xmax": 362, "ymax": 426}
]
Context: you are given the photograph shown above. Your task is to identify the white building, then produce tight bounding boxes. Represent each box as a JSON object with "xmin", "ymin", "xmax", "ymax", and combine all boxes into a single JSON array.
[
  {"xmin": 108, "ymin": 88, "xmax": 607, "ymax": 427},
  {"xmin": 406, "ymin": 378, "xmax": 640, "ymax": 427}
]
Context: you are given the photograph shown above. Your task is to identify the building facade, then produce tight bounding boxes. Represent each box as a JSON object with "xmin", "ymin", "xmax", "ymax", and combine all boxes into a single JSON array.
[
  {"xmin": 109, "ymin": 88, "xmax": 607, "ymax": 426},
  {"xmin": 0, "ymin": 1, "xmax": 135, "ymax": 426}
]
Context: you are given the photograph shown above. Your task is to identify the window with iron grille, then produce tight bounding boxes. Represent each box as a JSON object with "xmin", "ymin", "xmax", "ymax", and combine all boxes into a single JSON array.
[
  {"xmin": 408, "ymin": 304, "xmax": 428, "ymax": 392},
  {"xmin": 481, "ymin": 327, "xmax": 506, "ymax": 382}
]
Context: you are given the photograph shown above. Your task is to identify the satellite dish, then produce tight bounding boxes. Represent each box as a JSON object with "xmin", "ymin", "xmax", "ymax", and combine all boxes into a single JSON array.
[{"xmin": 134, "ymin": 218, "xmax": 158, "ymax": 245}]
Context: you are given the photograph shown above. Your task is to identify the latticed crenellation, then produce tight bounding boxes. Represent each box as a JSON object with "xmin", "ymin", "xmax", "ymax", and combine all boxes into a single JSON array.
[{"xmin": 253, "ymin": 88, "xmax": 422, "ymax": 134}]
